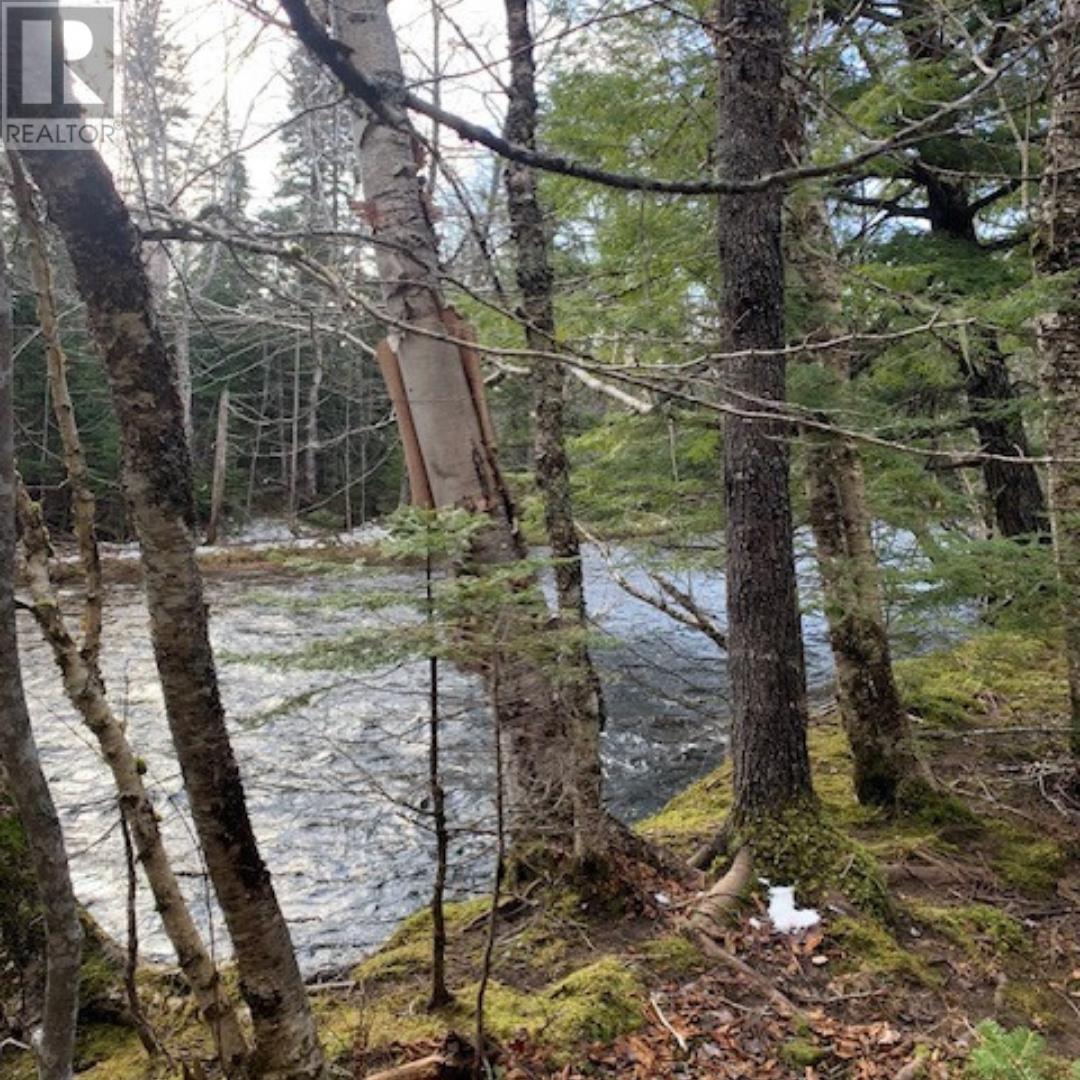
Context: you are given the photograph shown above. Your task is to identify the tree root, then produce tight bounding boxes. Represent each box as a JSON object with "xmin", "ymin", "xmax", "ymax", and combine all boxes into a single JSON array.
[
  {"xmin": 689, "ymin": 847, "xmax": 753, "ymax": 931},
  {"xmin": 362, "ymin": 1032, "xmax": 473, "ymax": 1080},
  {"xmin": 689, "ymin": 927, "xmax": 802, "ymax": 1018}
]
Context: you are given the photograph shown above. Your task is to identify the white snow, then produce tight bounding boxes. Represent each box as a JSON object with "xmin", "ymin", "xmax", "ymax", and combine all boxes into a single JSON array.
[{"xmin": 766, "ymin": 885, "xmax": 821, "ymax": 934}]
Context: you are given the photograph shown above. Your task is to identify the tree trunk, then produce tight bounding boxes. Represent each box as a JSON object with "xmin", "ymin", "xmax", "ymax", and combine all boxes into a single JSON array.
[
  {"xmin": 501, "ymin": 0, "xmax": 606, "ymax": 859},
  {"xmin": 207, "ymin": 388, "xmax": 230, "ymax": 545},
  {"xmin": 19, "ymin": 146, "xmax": 326, "ymax": 1079},
  {"xmin": 959, "ymin": 339, "xmax": 1049, "ymax": 539},
  {"xmin": 304, "ymin": 335, "xmax": 324, "ymax": 503},
  {"xmin": 0, "ymin": 233, "xmax": 82, "ymax": 1080},
  {"xmin": 9, "ymin": 153, "xmax": 103, "ymax": 664},
  {"xmin": 791, "ymin": 193, "xmax": 927, "ymax": 807},
  {"xmin": 714, "ymin": 0, "xmax": 814, "ymax": 826},
  {"xmin": 897, "ymin": 6, "xmax": 1048, "ymax": 540},
  {"xmin": 16, "ymin": 485, "xmax": 249, "ymax": 1072},
  {"xmin": 336, "ymin": 0, "xmax": 581, "ymax": 843},
  {"xmin": 10, "ymin": 156, "xmax": 247, "ymax": 1068},
  {"xmin": 1035, "ymin": 0, "xmax": 1080, "ymax": 757}
]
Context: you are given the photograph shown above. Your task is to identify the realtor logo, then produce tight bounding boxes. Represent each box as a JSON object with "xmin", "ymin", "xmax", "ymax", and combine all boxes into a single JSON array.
[{"xmin": 2, "ymin": 3, "xmax": 119, "ymax": 147}]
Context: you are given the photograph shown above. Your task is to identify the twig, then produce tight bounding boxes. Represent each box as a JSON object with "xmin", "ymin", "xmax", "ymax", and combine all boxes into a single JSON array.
[{"xmin": 649, "ymin": 994, "xmax": 688, "ymax": 1052}]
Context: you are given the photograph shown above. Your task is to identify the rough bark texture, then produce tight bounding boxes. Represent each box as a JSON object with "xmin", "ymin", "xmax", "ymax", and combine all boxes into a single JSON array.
[
  {"xmin": 1035, "ymin": 0, "xmax": 1080, "ymax": 755},
  {"xmin": 0, "ymin": 234, "xmax": 82, "ymax": 1080},
  {"xmin": 337, "ymin": 0, "xmax": 581, "ymax": 842},
  {"xmin": 959, "ymin": 339, "xmax": 1049, "ymax": 539},
  {"xmin": 791, "ymin": 194, "xmax": 927, "ymax": 807},
  {"xmin": 19, "ymin": 147, "xmax": 325, "ymax": 1080},
  {"xmin": 714, "ymin": 0, "xmax": 814, "ymax": 825},
  {"xmin": 502, "ymin": 0, "xmax": 605, "ymax": 858}
]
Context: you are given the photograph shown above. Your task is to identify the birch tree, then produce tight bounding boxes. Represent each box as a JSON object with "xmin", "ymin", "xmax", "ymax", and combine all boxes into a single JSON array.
[
  {"xmin": 0, "ymin": 233, "xmax": 82, "ymax": 1080},
  {"xmin": 315, "ymin": 0, "xmax": 604, "ymax": 853},
  {"xmin": 16, "ymin": 143, "xmax": 326, "ymax": 1079},
  {"xmin": 9, "ymin": 154, "xmax": 248, "ymax": 1070}
]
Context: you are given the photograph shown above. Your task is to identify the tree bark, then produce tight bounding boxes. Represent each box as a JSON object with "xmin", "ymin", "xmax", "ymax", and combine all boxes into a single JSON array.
[
  {"xmin": 1035, "ymin": 0, "xmax": 1080, "ymax": 757},
  {"xmin": 9, "ymin": 153, "xmax": 104, "ymax": 665},
  {"xmin": 897, "ymin": 5, "xmax": 1048, "ymax": 540},
  {"xmin": 16, "ymin": 486, "xmax": 250, "ymax": 1072},
  {"xmin": 791, "ymin": 192, "xmax": 927, "ymax": 807},
  {"xmin": 502, "ymin": 0, "xmax": 606, "ymax": 859},
  {"xmin": 18, "ymin": 146, "xmax": 326, "ymax": 1079},
  {"xmin": 336, "ymin": 0, "xmax": 582, "ymax": 844},
  {"xmin": 207, "ymin": 388, "xmax": 230, "ymax": 545},
  {"xmin": 303, "ymin": 335, "xmax": 323, "ymax": 504},
  {"xmin": 0, "ymin": 234, "xmax": 82, "ymax": 1080},
  {"xmin": 714, "ymin": 0, "xmax": 814, "ymax": 825},
  {"xmin": 10, "ymin": 156, "xmax": 247, "ymax": 1067}
]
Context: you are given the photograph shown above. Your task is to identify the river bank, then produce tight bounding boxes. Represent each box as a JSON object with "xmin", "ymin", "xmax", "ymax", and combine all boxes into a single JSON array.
[{"xmin": 3, "ymin": 628, "xmax": 1078, "ymax": 1079}]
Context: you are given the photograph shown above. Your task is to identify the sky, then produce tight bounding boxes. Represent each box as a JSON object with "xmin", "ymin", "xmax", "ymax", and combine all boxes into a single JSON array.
[{"xmin": 149, "ymin": 0, "xmax": 531, "ymax": 207}]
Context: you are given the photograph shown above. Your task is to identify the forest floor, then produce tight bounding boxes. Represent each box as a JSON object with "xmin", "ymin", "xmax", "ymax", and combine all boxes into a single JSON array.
[{"xmin": 2, "ymin": 631, "xmax": 1078, "ymax": 1079}]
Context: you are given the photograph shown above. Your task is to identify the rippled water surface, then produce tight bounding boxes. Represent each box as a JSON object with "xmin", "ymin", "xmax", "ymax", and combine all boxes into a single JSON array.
[{"xmin": 20, "ymin": 542, "xmax": 834, "ymax": 974}]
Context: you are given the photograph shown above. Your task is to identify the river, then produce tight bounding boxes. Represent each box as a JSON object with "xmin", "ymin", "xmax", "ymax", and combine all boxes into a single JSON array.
[{"xmin": 18, "ymin": 539, "xmax": 834, "ymax": 975}]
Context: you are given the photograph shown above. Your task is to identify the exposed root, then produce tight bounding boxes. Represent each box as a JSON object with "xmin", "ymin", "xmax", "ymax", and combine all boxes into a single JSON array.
[
  {"xmin": 361, "ymin": 1032, "xmax": 472, "ymax": 1080},
  {"xmin": 689, "ymin": 847, "xmax": 753, "ymax": 932},
  {"xmin": 689, "ymin": 926, "xmax": 801, "ymax": 1019}
]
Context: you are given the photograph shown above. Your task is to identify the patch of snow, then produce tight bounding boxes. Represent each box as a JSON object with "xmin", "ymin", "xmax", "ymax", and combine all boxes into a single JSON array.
[{"xmin": 766, "ymin": 885, "xmax": 821, "ymax": 934}]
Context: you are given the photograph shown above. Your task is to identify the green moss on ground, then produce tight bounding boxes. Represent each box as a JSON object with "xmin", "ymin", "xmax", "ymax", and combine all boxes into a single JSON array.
[
  {"xmin": 829, "ymin": 916, "xmax": 938, "ymax": 985},
  {"xmin": 988, "ymin": 822, "xmax": 1066, "ymax": 896},
  {"xmin": 636, "ymin": 934, "xmax": 705, "ymax": 978},
  {"xmin": 352, "ymin": 956, "xmax": 643, "ymax": 1066},
  {"xmin": 897, "ymin": 632, "xmax": 1069, "ymax": 729},
  {"xmin": 911, "ymin": 903, "xmax": 1025, "ymax": 961},
  {"xmin": 781, "ymin": 1037, "xmax": 828, "ymax": 1067}
]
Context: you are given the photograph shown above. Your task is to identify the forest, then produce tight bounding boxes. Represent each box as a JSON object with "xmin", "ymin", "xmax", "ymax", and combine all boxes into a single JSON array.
[{"xmin": 0, "ymin": 0, "xmax": 1078, "ymax": 1076}]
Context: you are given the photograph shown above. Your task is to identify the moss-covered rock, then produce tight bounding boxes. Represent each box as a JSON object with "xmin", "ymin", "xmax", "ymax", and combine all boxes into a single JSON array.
[{"xmin": 636, "ymin": 934, "xmax": 705, "ymax": 979}]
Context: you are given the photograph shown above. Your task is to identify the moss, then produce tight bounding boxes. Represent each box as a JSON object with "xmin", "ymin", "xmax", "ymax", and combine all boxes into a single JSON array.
[
  {"xmin": 739, "ymin": 803, "xmax": 891, "ymax": 919},
  {"xmin": 538, "ymin": 957, "xmax": 644, "ymax": 1049},
  {"xmin": 637, "ymin": 934, "xmax": 705, "ymax": 978},
  {"xmin": 1000, "ymin": 982, "xmax": 1068, "ymax": 1033},
  {"xmin": 988, "ymin": 822, "xmax": 1066, "ymax": 896},
  {"xmin": 897, "ymin": 632, "xmax": 1069, "ymax": 730},
  {"xmin": 0, "ymin": 802, "xmax": 44, "ymax": 1000},
  {"xmin": 781, "ymin": 1037, "xmax": 828, "ymax": 1067},
  {"xmin": 71, "ymin": 1024, "xmax": 145, "ymax": 1078},
  {"xmin": 354, "ymin": 957, "xmax": 643, "ymax": 1065},
  {"xmin": 830, "ymin": 916, "xmax": 938, "ymax": 985},
  {"xmin": 354, "ymin": 940, "xmax": 430, "ymax": 985},
  {"xmin": 911, "ymin": 903, "xmax": 1025, "ymax": 961},
  {"xmin": 635, "ymin": 720, "xmax": 879, "ymax": 854},
  {"xmin": 635, "ymin": 765, "xmax": 732, "ymax": 851},
  {"xmin": 382, "ymin": 897, "xmax": 491, "ymax": 951}
]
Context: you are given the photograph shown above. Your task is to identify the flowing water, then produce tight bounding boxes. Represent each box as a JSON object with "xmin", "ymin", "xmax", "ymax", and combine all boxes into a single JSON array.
[{"xmin": 18, "ymin": 540, "xmax": 834, "ymax": 975}]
